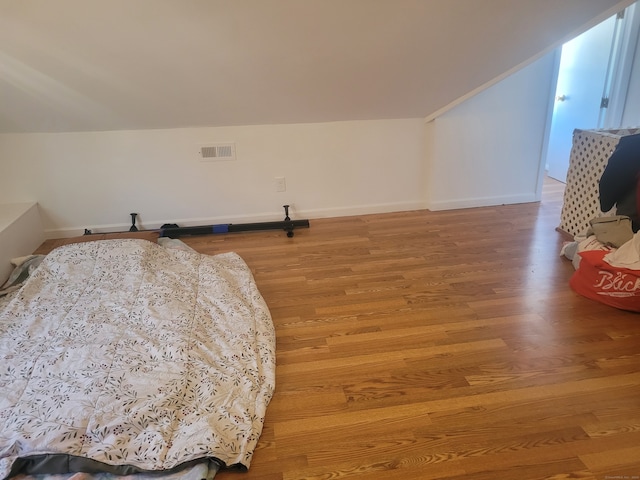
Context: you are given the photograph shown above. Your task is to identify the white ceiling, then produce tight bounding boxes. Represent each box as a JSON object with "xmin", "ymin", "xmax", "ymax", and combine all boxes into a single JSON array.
[{"xmin": 0, "ymin": 0, "xmax": 633, "ymax": 133}]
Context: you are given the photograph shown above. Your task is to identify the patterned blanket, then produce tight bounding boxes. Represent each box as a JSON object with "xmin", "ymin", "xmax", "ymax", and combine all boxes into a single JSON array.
[{"xmin": 0, "ymin": 239, "xmax": 275, "ymax": 479}]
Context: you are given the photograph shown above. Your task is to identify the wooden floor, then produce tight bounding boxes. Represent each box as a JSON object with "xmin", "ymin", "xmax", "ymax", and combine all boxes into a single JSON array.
[{"xmin": 178, "ymin": 178, "xmax": 640, "ymax": 480}]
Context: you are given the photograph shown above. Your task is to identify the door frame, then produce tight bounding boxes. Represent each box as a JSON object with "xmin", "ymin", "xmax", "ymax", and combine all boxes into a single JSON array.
[{"xmin": 603, "ymin": 2, "xmax": 640, "ymax": 127}]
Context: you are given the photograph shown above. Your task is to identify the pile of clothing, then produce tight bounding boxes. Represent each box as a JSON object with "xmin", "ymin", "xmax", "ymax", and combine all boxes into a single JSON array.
[{"xmin": 563, "ymin": 133, "xmax": 640, "ymax": 312}]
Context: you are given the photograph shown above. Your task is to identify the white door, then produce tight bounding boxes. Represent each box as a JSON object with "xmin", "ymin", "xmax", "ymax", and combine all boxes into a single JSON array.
[{"xmin": 545, "ymin": 14, "xmax": 618, "ymax": 182}]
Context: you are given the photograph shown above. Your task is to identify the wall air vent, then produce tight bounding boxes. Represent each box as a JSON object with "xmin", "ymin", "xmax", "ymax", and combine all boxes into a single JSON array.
[{"xmin": 199, "ymin": 143, "xmax": 236, "ymax": 162}]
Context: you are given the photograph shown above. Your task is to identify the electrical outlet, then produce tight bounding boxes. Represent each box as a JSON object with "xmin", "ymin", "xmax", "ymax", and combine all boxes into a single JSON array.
[{"xmin": 275, "ymin": 177, "xmax": 286, "ymax": 192}]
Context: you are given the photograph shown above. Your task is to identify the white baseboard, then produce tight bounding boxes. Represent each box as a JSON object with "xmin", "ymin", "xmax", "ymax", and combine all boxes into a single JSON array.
[
  {"xmin": 296, "ymin": 201, "xmax": 427, "ymax": 219},
  {"xmin": 45, "ymin": 196, "xmax": 544, "ymax": 238},
  {"xmin": 43, "ymin": 201, "xmax": 428, "ymax": 239},
  {"xmin": 426, "ymin": 193, "xmax": 538, "ymax": 211}
]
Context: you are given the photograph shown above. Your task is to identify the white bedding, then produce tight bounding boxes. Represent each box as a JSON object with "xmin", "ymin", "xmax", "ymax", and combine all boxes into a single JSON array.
[{"xmin": 0, "ymin": 239, "xmax": 275, "ymax": 479}]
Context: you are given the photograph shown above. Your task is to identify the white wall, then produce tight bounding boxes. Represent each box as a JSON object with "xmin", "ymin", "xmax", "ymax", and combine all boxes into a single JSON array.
[
  {"xmin": 425, "ymin": 51, "xmax": 557, "ymax": 210},
  {"xmin": 0, "ymin": 52, "xmax": 565, "ymax": 238},
  {"xmin": 0, "ymin": 202, "xmax": 44, "ymax": 284},
  {"xmin": 0, "ymin": 119, "xmax": 426, "ymax": 237}
]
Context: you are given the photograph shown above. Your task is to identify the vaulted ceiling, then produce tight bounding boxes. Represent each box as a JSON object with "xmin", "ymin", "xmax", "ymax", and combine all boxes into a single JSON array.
[{"xmin": 0, "ymin": 0, "xmax": 633, "ymax": 133}]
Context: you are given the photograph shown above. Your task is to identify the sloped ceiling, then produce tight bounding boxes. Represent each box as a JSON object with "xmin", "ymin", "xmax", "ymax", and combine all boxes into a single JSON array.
[{"xmin": 0, "ymin": 0, "xmax": 633, "ymax": 133}]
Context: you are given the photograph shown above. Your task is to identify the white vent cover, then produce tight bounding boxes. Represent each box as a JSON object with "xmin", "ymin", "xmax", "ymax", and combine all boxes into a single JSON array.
[{"xmin": 199, "ymin": 143, "xmax": 236, "ymax": 162}]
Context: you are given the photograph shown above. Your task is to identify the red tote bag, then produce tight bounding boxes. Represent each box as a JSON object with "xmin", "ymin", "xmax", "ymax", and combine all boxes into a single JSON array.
[{"xmin": 570, "ymin": 249, "xmax": 640, "ymax": 312}]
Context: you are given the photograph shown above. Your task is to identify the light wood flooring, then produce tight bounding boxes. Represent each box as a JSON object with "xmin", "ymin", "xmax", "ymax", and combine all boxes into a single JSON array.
[
  {"xmin": 179, "ymin": 178, "xmax": 640, "ymax": 480},
  {"xmin": 42, "ymin": 177, "xmax": 640, "ymax": 480}
]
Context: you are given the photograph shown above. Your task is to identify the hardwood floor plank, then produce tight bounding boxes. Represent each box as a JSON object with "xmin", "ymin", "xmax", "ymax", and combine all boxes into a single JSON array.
[
  {"xmin": 173, "ymin": 178, "xmax": 640, "ymax": 480},
  {"xmin": 579, "ymin": 445, "xmax": 640, "ymax": 476}
]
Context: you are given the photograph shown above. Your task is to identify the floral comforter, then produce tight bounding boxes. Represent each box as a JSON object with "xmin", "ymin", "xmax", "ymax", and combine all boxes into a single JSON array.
[{"xmin": 0, "ymin": 239, "xmax": 275, "ymax": 479}]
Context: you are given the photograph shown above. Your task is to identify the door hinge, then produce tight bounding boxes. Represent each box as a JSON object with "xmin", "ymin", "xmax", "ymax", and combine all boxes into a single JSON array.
[
  {"xmin": 600, "ymin": 97, "xmax": 609, "ymax": 108},
  {"xmin": 617, "ymin": 10, "xmax": 625, "ymax": 20}
]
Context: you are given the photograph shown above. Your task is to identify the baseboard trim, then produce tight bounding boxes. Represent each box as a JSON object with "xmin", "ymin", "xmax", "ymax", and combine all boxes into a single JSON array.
[
  {"xmin": 44, "ymin": 201, "xmax": 428, "ymax": 238},
  {"xmin": 426, "ymin": 193, "xmax": 538, "ymax": 211}
]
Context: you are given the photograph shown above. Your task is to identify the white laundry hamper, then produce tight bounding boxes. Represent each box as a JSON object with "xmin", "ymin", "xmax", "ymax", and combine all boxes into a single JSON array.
[{"xmin": 559, "ymin": 127, "xmax": 640, "ymax": 238}]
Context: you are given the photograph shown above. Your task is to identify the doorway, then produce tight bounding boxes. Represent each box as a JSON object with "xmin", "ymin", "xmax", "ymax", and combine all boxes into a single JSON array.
[{"xmin": 545, "ymin": 3, "xmax": 638, "ymax": 183}]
